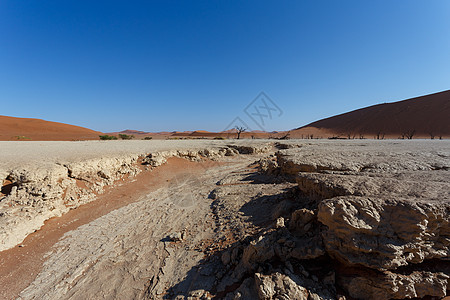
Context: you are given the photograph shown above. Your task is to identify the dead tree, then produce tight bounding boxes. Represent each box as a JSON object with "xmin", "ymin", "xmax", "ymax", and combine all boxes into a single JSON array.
[
  {"xmin": 235, "ymin": 126, "xmax": 246, "ymax": 139},
  {"xmin": 375, "ymin": 131, "xmax": 385, "ymax": 140},
  {"xmin": 404, "ymin": 129, "xmax": 416, "ymax": 140},
  {"xmin": 278, "ymin": 131, "xmax": 290, "ymax": 140}
]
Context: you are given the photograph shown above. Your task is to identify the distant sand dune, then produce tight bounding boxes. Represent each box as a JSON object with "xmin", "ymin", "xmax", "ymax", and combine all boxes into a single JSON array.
[
  {"xmin": 0, "ymin": 116, "xmax": 102, "ymax": 141},
  {"xmin": 2, "ymin": 90, "xmax": 449, "ymax": 141},
  {"xmin": 292, "ymin": 90, "xmax": 450, "ymax": 139}
]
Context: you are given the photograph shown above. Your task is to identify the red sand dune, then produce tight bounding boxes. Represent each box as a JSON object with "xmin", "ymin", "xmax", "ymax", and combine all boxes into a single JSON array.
[
  {"xmin": 106, "ymin": 130, "xmax": 173, "ymax": 140},
  {"xmin": 0, "ymin": 116, "xmax": 103, "ymax": 141},
  {"xmin": 5, "ymin": 90, "xmax": 447, "ymax": 141},
  {"xmin": 117, "ymin": 129, "xmax": 149, "ymax": 135},
  {"xmin": 291, "ymin": 90, "xmax": 450, "ymax": 139},
  {"xmin": 189, "ymin": 130, "xmax": 217, "ymax": 137},
  {"xmin": 192, "ymin": 130, "xmax": 211, "ymax": 133}
]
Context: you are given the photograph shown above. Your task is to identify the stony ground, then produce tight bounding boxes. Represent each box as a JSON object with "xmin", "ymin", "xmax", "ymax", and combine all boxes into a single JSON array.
[{"xmin": 0, "ymin": 140, "xmax": 449, "ymax": 299}]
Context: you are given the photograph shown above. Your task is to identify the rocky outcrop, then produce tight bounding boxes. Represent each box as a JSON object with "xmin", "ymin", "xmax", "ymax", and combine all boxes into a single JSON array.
[
  {"xmin": 0, "ymin": 155, "xmax": 141, "ymax": 251},
  {"xmin": 204, "ymin": 141, "xmax": 450, "ymax": 300},
  {"xmin": 0, "ymin": 144, "xmax": 272, "ymax": 252},
  {"xmin": 318, "ymin": 196, "xmax": 450, "ymax": 270},
  {"xmin": 276, "ymin": 141, "xmax": 450, "ymax": 299},
  {"xmin": 159, "ymin": 141, "xmax": 450, "ymax": 300},
  {"xmin": 5, "ymin": 140, "xmax": 450, "ymax": 300},
  {"xmin": 141, "ymin": 143, "xmax": 272, "ymax": 167},
  {"xmin": 254, "ymin": 272, "xmax": 309, "ymax": 300},
  {"xmin": 340, "ymin": 270, "xmax": 449, "ymax": 299},
  {"xmin": 142, "ymin": 148, "xmax": 238, "ymax": 167},
  {"xmin": 227, "ymin": 144, "xmax": 272, "ymax": 155}
]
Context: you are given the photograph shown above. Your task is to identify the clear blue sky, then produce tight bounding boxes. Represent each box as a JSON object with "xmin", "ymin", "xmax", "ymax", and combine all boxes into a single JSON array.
[{"xmin": 1, "ymin": 1, "xmax": 449, "ymax": 132}]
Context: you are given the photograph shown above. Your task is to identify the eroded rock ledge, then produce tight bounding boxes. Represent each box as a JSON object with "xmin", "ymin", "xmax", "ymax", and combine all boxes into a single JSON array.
[
  {"xmin": 167, "ymin": 141, "xmax": 450, "ymax": 300},
  {"xmin": 0, "ymin": 143, "xmax": 272, "ymax": 252}
]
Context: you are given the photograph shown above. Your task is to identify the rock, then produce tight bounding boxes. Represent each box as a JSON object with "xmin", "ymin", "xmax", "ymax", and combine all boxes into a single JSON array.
[
  {"xmin": 254, "ymin": 272, "xmax": 309, "ymax": 300},
  {"xmin": 225, "ymin": 148, "xmax": 239, "ymax": 156},
  {"xmin": 231, "ymin": 246, "xmax": 240, "ymax": 265},
  {"xmin": 276, "ymin": 141, "xmax": 450, "ymax": 176},
  {"xmin": 323, "ymin": 271, "xmax": 335, "ymax": 286},
  {"xmin": 0, "ymin": 155, "xmax": 140, "ymax": 252},
  {"xmin": 222, "ymin": 250, "xmax": 231, "ymax": 266},
  {"xmin": 276, "ymin": 217, "xmax": 285, "ymax": 228},
  {"xmin": 271, "ymin": 200, "xmax": 295, "ymax": 220},
  {"xmin": 297, "ymin": 171, "xmax": 450, "ymax": 202},
  {"xmin": 0, "ymin": 142, "xmax": 275, "ymax": 252},
  {"xmin": 188, "ymin": 289, "xmax": 207, "ymax": 297},
  {"xmin": 10, "ymin": 140, "xmax": 450, "ymax": 300},
  {"xmin": 285, "ymin": 240, "xmax": 295, "ymax": 248},
  {"xmin": 288, "ymin": 235, "xmax": 325, "ymax": 260},
  {"xmin": 288, "ymin": 208, "xmax": 315, "ymax": 234},
  {"xmin": 257, "ymin": 157, "xmax": 279, "ymax": 175},
  {"xmin": 309, "ymin": 293, "xmax": 322, "ymax": 300},
  {"xmin": 254, "ymin": 273, "xmax": 275, "ymax": 299},
  {"xmin": 227, "ymin": 145, "xmax": 272, "ymax": 155},
  {"xmin": 341, "ymin": 270, "xmax": 449, "ymax": 300},
  {"xmin": 285, "ymin": 261, "xmax": 294, "ymax": 273},
  {"xmin": 296, "ymin": 174, "xmax": 350, "ymax": 201},
  {"xmin": 234, "ymin": 235, "xmax": 276, "ymax": 280},
  {"xmin": 274, "ymin": 142, "xmax": 299, "ymax": 150},
  {"xmin": 278, "ymin": 141, "xmax": 450, "ymax": 299},
  {"xmin": 168, "ymin": 232, "xmax": 183, "ymax": 242},
  {"xmin": 318, "ymin": 196, "xmax": 450, "ymax": 270},
  {"xmin": 225, "ymin": 277, "xmax": 259, "ymax": 300}
]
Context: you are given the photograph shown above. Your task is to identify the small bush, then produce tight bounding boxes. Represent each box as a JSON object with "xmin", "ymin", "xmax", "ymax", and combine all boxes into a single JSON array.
[
  {"xmin": 99, "ymin": 135, "xmax": 118, "ymax": 140},
  {"xmin": 14, "ymin": 136, "xmax": 31, "ymax": 140},
  {"xmin": 214, "ymin": 136, "xmax": 225, "ymax": 140},
  {"xmin": 119, "ymin": 134, "xmax": 134, "ymax": 140},
  {"xmin": 143, "ymin": 136, "xmax": 153, "ymax": 140}
]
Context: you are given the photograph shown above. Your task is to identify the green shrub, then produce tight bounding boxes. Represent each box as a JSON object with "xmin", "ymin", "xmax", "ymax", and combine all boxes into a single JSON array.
[
  {"xmin": 143, "ymin": 136, "xmax": 153, "ymax": 140},
  {"xmin": 119, "ymin": 134, "xmax": 134, "ymax": 140},
  {"xmin": 14, "ymin": 136, "xmax": 31, "ymax": 140},
  {"xmin": 99, "ymin": 135, "xmax": 118, "ymax": 140},
  {"xmin": 214, "ymin": 136, "xmax": 225, "ymax": 140}
]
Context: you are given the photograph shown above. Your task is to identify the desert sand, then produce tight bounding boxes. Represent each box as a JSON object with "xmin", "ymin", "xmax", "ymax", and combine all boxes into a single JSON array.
[
  {"xmin": 293, "ymin": 90, "xmax": 450, "ymax": 139},
  {"xmin": 106, "ymin": 129, "xmax": 274, "ymax": 140},
  {"xmin": 110, "ymin": 90, "xmax": 450, "ymax": 141},
  {"xmin": 3, "ymin": 90, "xmax": 448, "ymax": 142},
  {"xmin": 0, "ymin": 156, "xmax": 222, "ymax": 300},
  {"xmin": 0, "ymin": 139, "xmax": 449, "ymax": 299},
  {"xmin": 0, "ymin": 116, "xmax": 103, "ymax": 141}
]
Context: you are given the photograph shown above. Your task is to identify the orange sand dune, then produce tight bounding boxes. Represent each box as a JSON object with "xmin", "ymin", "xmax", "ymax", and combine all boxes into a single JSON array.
[
  {"xmin": 288, "ymin": 127, "xmax": 337, "ymax": 139},
  {"xmin": 116, "ymin": 129, "xmax": 149, "ymax": 135},
  {"xmin": 106, "ymin": 130, "xmax": 177, "ymax": 140},
  {"xmin": 189, "ymin": 130, "xmax": 217, "ymax": 137},
  {"xmin": 192, "ymin": 130, "xmax": 211, "ymax": 133},
  {"xmin": 0, "ymin": 116, "xmax": 103, "ymax": 141},
  {"xmin": 292, "ymin": 90, "xmax": 450, "ymax": 139}
]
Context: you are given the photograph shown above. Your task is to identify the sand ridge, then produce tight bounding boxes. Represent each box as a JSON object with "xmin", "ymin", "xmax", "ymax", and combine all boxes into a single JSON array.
[
  {"xmin": 293, "ymin": 90, "xmax": 450, "ymax": 139},
  {"xmin": 0, "ymin": 115, "xmax": 103, "ymax": 141}
]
